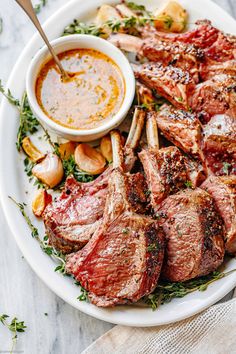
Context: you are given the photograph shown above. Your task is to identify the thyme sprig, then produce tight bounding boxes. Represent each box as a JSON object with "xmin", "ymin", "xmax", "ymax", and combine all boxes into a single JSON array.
[
  {"xmin": 0, "ymin": 82, "xmax": 40, "ymax": 150},
  {"xmin": 34, "ymin": 0, "xmax": 47, "ymax": 14},
  {"xmin": 145, "ymin": 269, "xmax": 236, "ymax": 310},
  {"xmin": 0, "ymin": 314, "xmax": 26, "ymax": 354},
  {"xmin": 63, "ymin": 15, "xmax": 155, "ymax": 37},
  {"xmin": 9, "ymin": 197, "xmax": 89, "ymax": 299},
  {"xmin": 9, "ymin": 197, "xmax": 66, "ymax": 273}
]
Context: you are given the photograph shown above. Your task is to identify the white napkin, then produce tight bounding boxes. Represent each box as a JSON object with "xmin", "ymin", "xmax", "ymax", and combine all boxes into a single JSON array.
[{"xmin": 83, "ymin": 291, "xmax": 236, "ymax": 354}]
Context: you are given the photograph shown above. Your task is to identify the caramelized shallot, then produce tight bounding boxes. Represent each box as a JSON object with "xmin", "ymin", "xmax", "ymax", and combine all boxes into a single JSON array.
[
  {"xmin": 74, "ymin": 144, "xmax": 106, "ymax": 175},
  {"xmin": 100, "ymin": 135, "xmax": 112, "ymax": 163},
  {"xmin": 32, "ymin": 189, "xmax": 52, "ymax": 217},
  {"xmin": 32, "ymin": 153, "xmax": 64, "ymax": 188},
  {"xmin": 58, "ymin": 141, "xmax": 76, "ymax": 159},
  {"xmin": 22, "ymin": 137, "xmax": 45, "ymax": 163}
]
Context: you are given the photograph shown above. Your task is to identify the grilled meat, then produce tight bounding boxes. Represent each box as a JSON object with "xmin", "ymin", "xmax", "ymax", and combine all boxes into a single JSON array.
[
  {"xmin": 155, "ymin": 104, "xmax": 204, "ymax": 161},
  {"xmin": 202, "ymin": 109, "xmax": 236, "ymax": 176},
  {"xmin": 139, "ymin": 112, "xmax": 188, "ymax": 213},
  {"xmin": 66, "ymin": 131, "xmax": 165, "ymax": 307},
  {"xmin": 43, "ymin": 173, "xmax": 108, "ymax": 254},
  {"xmin": 133, "ymin": 62, "xmax": 195, "ymax": 110},
  {"xmin": 201, "ymin": 175, "xmax": 236, "ymax": 255},
  {"xmin": 148, "ymin": 20, "xmax": 236, "ymax": 62},
  {"xmin": 191, "ymin": 74, "xmax": 236, "ymax": 118},
  {"xmin": 141, "ymin": 20, "xmax": 219, "ymax": 48},
  {"xmin": 184, "ymin": 156, "xmax": 207, "ymax": 188},
  {"xmin": 200, "ymin": 60, "xmax": 236, "ymax": 81},
  {"xmin": 159, "ymin": 188, "xmax": 225, "ymax": 282},
  {"xmin": 43, "ymin": 108, "xmax": 146, "ymax": 254},
  {"xmin": 109, "ymin": 33, "xmax": 204, "ymax": 82}
]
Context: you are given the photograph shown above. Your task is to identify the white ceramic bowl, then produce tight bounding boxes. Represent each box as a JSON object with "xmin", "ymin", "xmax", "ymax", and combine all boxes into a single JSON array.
[{"xmin": 26, "ymin": 34, "xmax": 135, "ymax": 142}]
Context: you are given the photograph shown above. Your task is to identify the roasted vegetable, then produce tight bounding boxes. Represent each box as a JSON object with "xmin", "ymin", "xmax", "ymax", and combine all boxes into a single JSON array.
[
  {"xmin": 96, "ymin": 4, "xmax": 121, "ymax": 25},
  {"xmin": 74, "ymin": 144, "xmax": 106, "ymax": 175},
  {"xmin": 58, "ymin": 141, "xmax": 76, "ymax": 160},
  {"xmin": 32, "ymin": 189, "xmax": 52, "ymax": 217},
  {"xmin": 100, "ymin": 135, "xmax": 113, "ymax": 163},
  {"xmin": 32, "ymin": 153, "xmax": 64, "ymax": 188},
  {"xmin": 22, "ymin": 137, "xmax": 45, "ymax": 163},
  {"xmin": 154, "ymin": 1, "xmax": 188, "ymax": 33}
]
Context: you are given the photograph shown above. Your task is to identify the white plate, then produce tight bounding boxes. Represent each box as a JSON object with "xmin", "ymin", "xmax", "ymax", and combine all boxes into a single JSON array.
[{"xmin": 0, "ymin": 0, "xmax": 236, "ymax": 327}]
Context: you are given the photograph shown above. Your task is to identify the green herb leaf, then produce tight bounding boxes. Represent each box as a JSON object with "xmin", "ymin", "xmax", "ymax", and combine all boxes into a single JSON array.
[
  {"xmin": 222, "ymin": 162, "xmax": 231, "ymax": 175},
  {"xmin": 185, "ymin": 181, "xmax": 193, "ymax": 188},
  {"xmin": 145, "ymin": 269, "xmax": 236, "ymax": 310},
  {"xmin": 0, "ymin": 314, "xmax": 26, "ymax": 354},
  {"xmin": 34, "ymin": 0, "xmax": 47, "ymax": 14},
  {"xmin": 77, "ymin": 286, "xmax": 89, "ymax": 302}
]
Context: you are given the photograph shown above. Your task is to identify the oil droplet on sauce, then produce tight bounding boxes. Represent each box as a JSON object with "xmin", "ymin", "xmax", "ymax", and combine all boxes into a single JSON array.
[{"xmin": 36, "ymin": 49, "xmax": 125, "ymax": 130}]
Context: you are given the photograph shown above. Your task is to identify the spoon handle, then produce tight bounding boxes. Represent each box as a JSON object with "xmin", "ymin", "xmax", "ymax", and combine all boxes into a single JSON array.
[{"xmin": 15, "ymin": 0, "xmax": 68, "ymax": 80}]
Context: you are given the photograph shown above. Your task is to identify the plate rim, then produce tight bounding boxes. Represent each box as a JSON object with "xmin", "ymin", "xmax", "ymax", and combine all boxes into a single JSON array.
[{"xmin": 1, "ymin": 0, "xmax": 236, "ymax": 327}]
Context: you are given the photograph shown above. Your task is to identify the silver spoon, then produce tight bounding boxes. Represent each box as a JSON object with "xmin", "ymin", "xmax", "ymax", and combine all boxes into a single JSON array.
[{"xmin": 15, "ymin": 0, "xmax": 70, "ymax": 81}]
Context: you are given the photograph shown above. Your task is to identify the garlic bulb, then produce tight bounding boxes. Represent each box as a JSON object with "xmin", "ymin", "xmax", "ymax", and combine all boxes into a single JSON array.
[
  {"xmin": 74, "ymin": 144, "xmax": 106, "ymax": 175},
  {"xmin": 100, "ymin": 135, "xmax": 113, "ymax": 163},
  {"xmin": 32, "ymin": 153, "xmax": 64, "ymax": 188}
]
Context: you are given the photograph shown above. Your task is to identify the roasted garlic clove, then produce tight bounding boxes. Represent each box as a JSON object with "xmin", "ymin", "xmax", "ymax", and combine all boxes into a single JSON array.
[
  {"xmin": 22, "ymin": 137, "xmax": 45, "ymax": 163},
  {"xmin": 100, "ymin": 135, "xmax": 113, "ymax": 163},
  {"xmin": 154, "ymin": 1, "xmax": 188, "ymax": 33},
  {"xmin": 74, "ymin": 144, "xmax": 106, "ymax": 175},
  {"xmin": 32, "ymin": 153, "xmax": 64, "ymax": 188},
  {"xmin": 58, "ymin": 141, "xmax": 76, "ymax": 160},
  {"xmin": 32, "ymin": 189, "xmax": 52, "ymax": 217}
]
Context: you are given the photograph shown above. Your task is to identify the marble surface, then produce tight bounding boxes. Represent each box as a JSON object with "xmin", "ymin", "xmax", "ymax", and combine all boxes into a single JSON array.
[{"xmin": 0, "ymin": 1, "xmax": 235, "ymax": 353}]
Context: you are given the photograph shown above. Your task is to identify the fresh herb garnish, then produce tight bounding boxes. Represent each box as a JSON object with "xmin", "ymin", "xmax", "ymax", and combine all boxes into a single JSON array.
[
  {"xmin": 122, "ymin": 228, "xmax": 129, "ymax": 234},
  {"xmin": 222, "ymin": 162, "xmax": 231, "ymax": 175},
  {"xmin": 125, "ymin": 1, "xmax": 146, "ymax": 12},
  {"xmin": 63, "ymin": 20, "xmax": 105, "ymax": 37},
  {"xmin": 62, "ymin": 155, "xmax": 94, "ymax": 183},
  {"xmin": 63, "ymin": 15, "xmax": 155, "ymax": 37},
  {"xmin": 145, "ymin": 269, "xmax": 236, "ymax": 310},
  {"xmin": 0, "ymin": 314, "xmax": 26, "ymax": 354},
  {"xmin": 185, "ymin": 180, "xmax": 193, "ymax": 188},
  {"xmin": 77, "ymin": 286, "xmax": 89, "ymax": 302},
  {"xmin": 147, "ymin": 243, "xmax": 158, "ymax": 252},
  {"xmin": 34, "ymin": 0, "xmax": 47, "ymax": 14},
  {"xmin": 0, "ymin": 82, "xmax": 40, "ymax": 150},
  {"xmin": 9, "ymin": 197, "xmax": 66, "ymax": 274}
]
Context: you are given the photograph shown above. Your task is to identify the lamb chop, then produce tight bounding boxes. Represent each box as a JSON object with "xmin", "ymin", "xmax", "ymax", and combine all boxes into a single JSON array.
[
  {"xmin": 200, "ymin": 60, "xmax": 236, "ymax": 81},
  {"xmin": 159, "ymin": 188, "xmax": 225, "ymax": 282},
  {"xmin": 66, "ymin": 130, "xmax": 165, "ymax": 307},
  {"xmin": 109, "ymin": 33, "xmax": 204, "ymax": 83},
  {"xmin": 141, "ymin": 20, "xmax": 219, "ymax": 48},
  {"xmin": 133, "ymin": 62, "xmax": 195, "ymax": 110},
  {"xmin": 147, "ymin": 20, "xmax": 236, "ymax": 62},
  {"xmin": 201, "ymin": 175, "xmax": 236, "ymax": 255},
  {"xmin": 190, "ymin": 74, "xmax": 236, "ymax": 118},
  {"xmin": 43, "ymin": 108, "xmax": 146, "ymax": 254},
  {"xmin": 154, "ymin": 104, "xmax": 204, "ymax": 162},
  {"xmin": 139, "ymin": 112, "xmax": 188, "ymax": 213},
  {"xmin": 202, "ymin": 109, "xmax": 236, "ymax": 176}
]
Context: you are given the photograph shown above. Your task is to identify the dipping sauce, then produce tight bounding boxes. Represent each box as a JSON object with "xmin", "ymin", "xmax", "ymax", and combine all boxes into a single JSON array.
[{"xmin": 36, "ymin": 49, "xmax": 125, "ymax": 130}]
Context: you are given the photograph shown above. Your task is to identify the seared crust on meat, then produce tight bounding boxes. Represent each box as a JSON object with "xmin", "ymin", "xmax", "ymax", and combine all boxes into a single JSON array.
[
  {"xmin": 133, "ymin": 62, "xmax": 195, "ymax": 110},
  {"xmin": 159, "ymin": 188, "xmax": 225, "ymax": 282},
  {"xmin": 155, "ymin": 105, "xmax": 204, "ymax": 161},
  {"xmin": 66, "ymin": 169, "xmax": 165, "ymax": 307},
  {"xmin": 191, "ymin": 74, "xmax": 236, "ymax": 117},
  {"xmin": 201, "ymin": 175, "xmax": 236, "ymax": 254},
  {"xmin": 202, "ymin": 110, "xmax": 236, "ymax": 176},
  {"xmin": 139, "ymin": 146, "xmax": 188, "ymax": 213}
]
